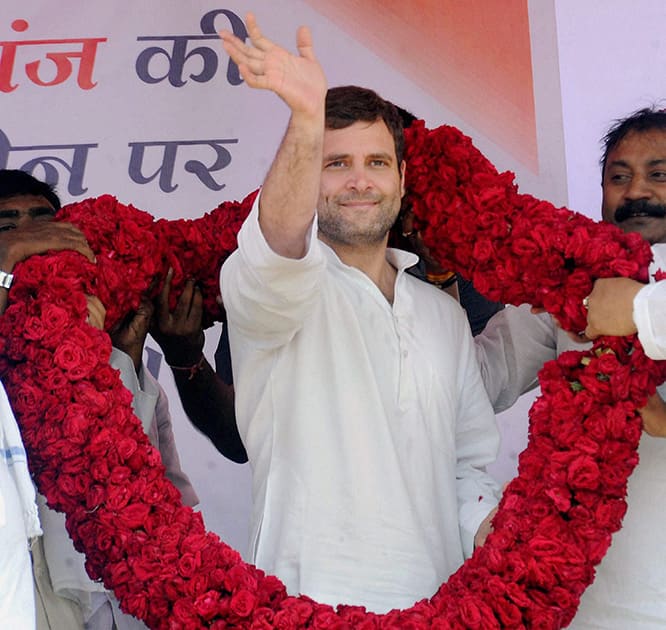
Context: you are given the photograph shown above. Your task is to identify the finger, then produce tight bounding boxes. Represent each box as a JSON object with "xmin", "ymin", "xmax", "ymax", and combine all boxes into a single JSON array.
[
  {"xmin": 245, "ymin": 12, "xmax": 274, "ymax": 52},
  {"xmin": 296, "ymin": 25, "xmax": 316, "ymax": 60},
  {"xmin": 86, "ymin": 295, "xmax": 106, "ymax": 330},
  {"xmin": 173, "ymin": 279, "xmax": 196, "ymax": 322},
  {"xmin": 241, "ymin": 57, "xmax": 270, "ymax": 80},
  {"xmin": 21, "ymin": 223, "xmax": 96, "ymax": 263},
  {"xmin": 130, "ymin": 302, "xmax": 154, "ymax": 339},
  {"xmin": 156, "ymin": 268, "xmax": 173, "ymax": 321},
  {"xmin": 220, "ymin": 33, "xmax": 253, "ymax": 66},
  {"xmin": 75, "ymin": 242, "xmax": 96, "ymax": 263},
  {"xmin": 187, "ymin": 286, "xmax": 204, "ymax": 325},
  {"xmin": 136, "ymin": 298, "xmax": 155, "ymax": 321},
  {"xmin": 237, "ymin": 64, "xmax": 270, "ymax": 90},
  {"xmin": 583, "ymin": 325, "xmax": 599, "ymax": 340}
]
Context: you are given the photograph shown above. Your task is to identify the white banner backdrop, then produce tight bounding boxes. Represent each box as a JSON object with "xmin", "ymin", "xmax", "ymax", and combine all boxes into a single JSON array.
[{"xmin": 5, "ymin": 0, "xmax": 661, "ymax": 555}]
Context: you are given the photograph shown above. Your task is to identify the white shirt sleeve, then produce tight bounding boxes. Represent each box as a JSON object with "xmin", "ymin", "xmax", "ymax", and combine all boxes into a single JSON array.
[
  {"xmin": 634, "ymin": 280, "xmax": 666, "ymax": 360},
  {"xmin": 109, "ymin": 349, "xmax": 158, "ymax": 435},
  {"xmin": 454, "ymin": 314, "xmax": 501, "ymax": 556},
  {"xmin": 474, "ymin": 304, "xmax": 557, "ymax": 412},
  {"xmin": 220, "ymin": 195, "xmax": 325, "ymax": 350}
]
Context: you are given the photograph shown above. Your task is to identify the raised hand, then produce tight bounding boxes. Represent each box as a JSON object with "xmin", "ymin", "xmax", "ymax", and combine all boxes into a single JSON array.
[
  {"xmin": 220, "ymin": 12, "xmax": 326, "ymax": 119},
  {"xmin": 110, "ymin": 297, "xmax": 154, "ymax": 373},
  {"xmin": 151, "ymin": 269, "xmax": 205, "ymax": 368}
]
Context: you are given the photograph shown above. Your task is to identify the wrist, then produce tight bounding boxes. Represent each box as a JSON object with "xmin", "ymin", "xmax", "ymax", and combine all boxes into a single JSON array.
[
  {"xmin": 158, "ymin": 332, "xmax": 205, "ymax": 367},
  {"xmin": 168, "ymin": 354, "xmax": 207, "ymax": 381}
]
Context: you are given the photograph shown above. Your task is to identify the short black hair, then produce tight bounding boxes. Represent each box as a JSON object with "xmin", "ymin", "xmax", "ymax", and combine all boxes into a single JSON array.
[
  {"xmin": 325, "ymin": 86, "xmax": 405, "ymax": 164},
  {"xmin": 0, "ymin": 169, "xmax": 61, "ymax": 210},
  {"xmin": 601, "ymin": 106, "xmax": 666, "ymax": 177}
]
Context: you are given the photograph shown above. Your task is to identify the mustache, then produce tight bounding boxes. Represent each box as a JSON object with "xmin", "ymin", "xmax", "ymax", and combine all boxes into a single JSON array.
[
  {"xmin": 614, "ymin": 199, "xmax": 666, "ymax": 223},
  {"xmin": 335, "ymin": 192, "xmax": 382, "ymax": 204}
]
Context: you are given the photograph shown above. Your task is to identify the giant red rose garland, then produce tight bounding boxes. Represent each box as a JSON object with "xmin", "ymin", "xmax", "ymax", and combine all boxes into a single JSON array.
[{"xmin": 1, "ymin": 121, "xmax": 665, "ymax": 629}]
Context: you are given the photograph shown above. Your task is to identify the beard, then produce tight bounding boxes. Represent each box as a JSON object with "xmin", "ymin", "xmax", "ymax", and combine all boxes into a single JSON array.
[
  {"xmin": 318, "ymin": 191, "xmax": 401, "ymax": 247},
  {"xmin": 614, "ymin": 199, "xmax": 666, "ymax": 223}
]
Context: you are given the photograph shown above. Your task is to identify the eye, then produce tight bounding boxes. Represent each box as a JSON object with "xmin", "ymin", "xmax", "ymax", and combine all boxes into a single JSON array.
[
  {"xmin": 369, "ymin": 159, "xmax": 389, "ymax": 168},
  {"xmin": 608, "ymin": 173, "xmax": 630, "ymax": 184},
  {"xmin": 650, "ymin": 171, "xmax": 666, "ymax": 182},
  {"xmin": 324, "ymin": 159, "xmax": 347, "ymax": 169},
  {"xmin": 0, "ymin": 223, "xmax": 16, "ymax": 232}
]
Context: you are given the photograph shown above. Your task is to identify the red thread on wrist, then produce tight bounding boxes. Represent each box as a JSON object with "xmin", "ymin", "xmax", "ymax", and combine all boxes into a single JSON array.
[{"xmin": 168, "ymin": 354, "xmax": 206, "ymax": 380}]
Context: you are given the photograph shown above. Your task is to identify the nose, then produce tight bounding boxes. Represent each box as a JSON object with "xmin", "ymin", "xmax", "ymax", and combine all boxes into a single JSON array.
[
  {"xmin": 345, "ymin": 164, "xmax": 372, "ymax": 192},
  {"xmin": 624, "ymin": 175, "xmax": 653, "ymax": 201},
  {"xmin": 15, "ymin": 213, "xmax": 33, "ymax": 229}
]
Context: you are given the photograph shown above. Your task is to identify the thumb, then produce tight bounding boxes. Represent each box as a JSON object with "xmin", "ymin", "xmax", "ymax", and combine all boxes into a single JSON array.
[{"xmin": 296, "ymin": 25, "xmax": 316, "ymax": 60}]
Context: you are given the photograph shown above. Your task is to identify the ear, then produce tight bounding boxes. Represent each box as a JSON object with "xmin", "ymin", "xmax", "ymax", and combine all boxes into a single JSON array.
[{"xmin": 399, "ymin": 160, "xmax": 406, "ymax": 198}]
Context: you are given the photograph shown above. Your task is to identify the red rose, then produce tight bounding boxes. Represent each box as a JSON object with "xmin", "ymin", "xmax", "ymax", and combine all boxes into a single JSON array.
[
  {"xmin": 107, "ymin": 560, "xmax": 132, "ymax": 586},
  {"xmin": 567, "ymin": 455, "xmax": 601, "ymax": 491},
  {"xmin": 457, "ymin": 595, "xmax": 498, "ymax": 629},
  {"xmin": 183, "ymin": 573, "xmax": 211, "ymax": 599},
  {"xmin": 224, "ymin": 564, "xmax": 259, "ymax": 592},
  {"xmin": 53, "ymin": 334, "xmax": 98, "ymax": 380},
  {"xmin": 246, "ymin": 606, "xmax": 276, "ymax": 629},
  {"xmin": 229, "ymin": 588, "xmax": 258, "ymax": 618},
  {"xmin": 123, "ymin": 592, "xmax": 148, "ymax": 620},
  {"xmin": 85, "ymin": 483, "xmax": 105, "ymax": 510},
  {"xmin": 193, "ymin": 590, "xmax": 221, "ymax": 620},
  {"xmin": 172, "ymin": 598, "xmax": 199, "ymax": 626},
  {"xmin": 177, "ymin": 552, "xmax": 201, "ymax": 578},
  {"xmin": 115, "ymin": 502, "xmax": 151, "ymax": 528}
]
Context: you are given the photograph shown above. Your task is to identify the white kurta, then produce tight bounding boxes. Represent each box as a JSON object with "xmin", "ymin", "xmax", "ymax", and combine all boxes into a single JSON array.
[
  {"xmin": 634, "ymin": 279, "xmax": 666, "ymax": 361},
  {"xmin": 0, "ymin": 381, "xmax": 41, "ymax": 630},
  {"xmin": 475, "ymin": 243, "xmax": 666, "ymax": 629},
  {"xmin": 221, "ymin": 200, "xmax": 500, "ymax": 613}
]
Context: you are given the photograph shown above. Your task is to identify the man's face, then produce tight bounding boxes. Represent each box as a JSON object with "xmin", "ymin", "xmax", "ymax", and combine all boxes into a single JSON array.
[
  {"xmin": 0, "ymin": 194, "xmax": 56, "ymax": 232},
  {"xmin": 601, "ymin": 129, "xmax": 666, "ymax": 244},
  {"xmin": 317, "ymin": 120, "xmax": 405, "ymax": 248}
]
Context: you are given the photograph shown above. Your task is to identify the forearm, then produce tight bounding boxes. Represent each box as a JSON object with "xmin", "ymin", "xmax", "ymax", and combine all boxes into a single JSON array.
[
  {"xmin": 475, "ymin": 305, "xmax": 556, "ymax": 412},
  {"xmin": 259, "ymin": 112, "xmax": 324, "ymax": 258},
  {"xmin": 170, "ymin": 358, "xmax": 247, "ymax": 463}
]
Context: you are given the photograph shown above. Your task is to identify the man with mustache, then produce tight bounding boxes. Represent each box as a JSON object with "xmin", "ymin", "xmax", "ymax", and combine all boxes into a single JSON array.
[
  {"xmin": 584, "ymin": 110, "xmax": 666, "ymax": 365},
  {"xmin": 477, "ymin": 106, "xmax": 666, "ymax": 628},
  {"xmin": 218, "ymin": 14, "xmax": 500, "ymax": 612}
]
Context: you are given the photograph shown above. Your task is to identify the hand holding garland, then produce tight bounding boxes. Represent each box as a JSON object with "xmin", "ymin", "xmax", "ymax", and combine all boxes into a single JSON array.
[
  {"xmin": 0, "ymin": 220, "xmax": 95, "ymax": 314},
  {"xmin": 151, "ymin": 269, "xmax": 247, "ymax": 463},
  {"xmin": 584, "ymin": 277, "xmax": 643, "ymax": 338}
]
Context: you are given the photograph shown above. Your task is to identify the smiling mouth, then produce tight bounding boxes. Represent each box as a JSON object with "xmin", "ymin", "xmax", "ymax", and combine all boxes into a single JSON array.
[{"xmin": 339, "ymin": 200, "xmax": 379, "ymax": 211}]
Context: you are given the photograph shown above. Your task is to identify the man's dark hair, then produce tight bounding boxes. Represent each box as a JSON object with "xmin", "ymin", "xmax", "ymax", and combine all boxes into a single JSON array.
[
  {"xmin": 601, "ymin": 106, "xmax": 666, "ymax": 177},
  {"xmin": 325, "ymin": 86, "xmax": 405, "ymax": 164},
  {"xmin": 0, "ymin": 169, "xmax": 61, "ymax": 210}
]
